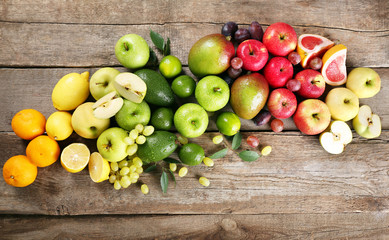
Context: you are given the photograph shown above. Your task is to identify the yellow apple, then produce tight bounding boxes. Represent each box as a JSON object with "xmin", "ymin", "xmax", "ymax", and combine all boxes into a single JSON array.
[
  {"xmin": 346, "ymin": 67, "xmax": 381, "ymax": 98},
  {"xmin": 325, "ymin": 87, "xmax": 359, "ymax": 121}
]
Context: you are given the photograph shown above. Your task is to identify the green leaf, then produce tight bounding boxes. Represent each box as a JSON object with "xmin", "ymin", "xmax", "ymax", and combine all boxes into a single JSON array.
[
  {"xmin": 239, "ymin": 150, "xmax": 260, "ymax": 162},
  {"xmin": 160, "ymin": 171, "xmax": 168, "ymax": 193},
  {"xmin": 144, "ymin": 165, "xmax": 157, "ymax": 173},
  {"xmin": 168, "ymin": 169, "xmax": 177, "ymax": 187},
  {"xmin": 150, "ymin": 30, "xmax": 164, "ymax": 51},
  {"xmin": 163, "ymin": 157, "xmax": 181, "ymax": 164},
  {"xmin": 232, "ymin": 132, "xmax": 242, "ymax": 150},
  {"xmin": 163, "ymin": 38, "xmax": 171, "ymax": 56},
  {"xmin": 146, "ymin": 47, "xmax": 158, "ymax": 67},
  {"xmin": 209, "ymin": 148, "xmax": 228, "ymax": 159}
]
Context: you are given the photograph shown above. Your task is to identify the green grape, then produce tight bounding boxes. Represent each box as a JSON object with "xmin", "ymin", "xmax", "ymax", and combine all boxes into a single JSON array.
[
  {"xmin": 178, "ymin": 167, "xmax": 188, "ymax": 177},
  {"xmin": 141, "ymin": 184, "xmax": 149, "ymax": 195},
  {"xmin": 130, "ymin": 177, "xmax": 138, "ymax": 183},
  {"xmin": 199, "ymin": 177, "xmax": 210, "ymax": 187},
  {"xmin": 261, "ymin": 146, "xmax": 272, "ymax": 156},
  {"xmin": 136, "ymin": 166, "xmax": 143, "ymax": 174},
  {"xmin": 109, "ymin": 174, "xmax": 116, "ymax": 184},
  {"xmin": 136, "ymin": 135, "xmax": 146, "ymax": 144},
  {"xmin": 124, "ymin": 136, "xmax": 134, "ymax": 145},
  {"xmin": 110, "ymin": 162, "xmax": 119, "ymax": 172},
  {"xmin": 169, "ymin": 163, "xmax": 177, "ymax": 172},
  {"xmin": 135, "ymin": 123, "xmax": 144, "ymax": 133},
  {"xmin": 114, "ymin": 180, "xmax": 121, "ymax": 190},
  {"xmin": 142, "ymin": 126, "xmax": 154, "ymax": 136},
  {"xmin": 120, "ymin": 176, "xmax": 131, "ymax": 188},
  {"xmin": 129, "ymin": 165, "xmax": 137, "ymax": 173},
  {"xmin": 120, "ymin": 167, "xmax": 130, "ymax": 176},
  {"xmin": 212, "ymin": 135, "xmax": 223, "ymax": 144},
  {"xmin": 177, "ymin": 135, "xmax": 188, "ymax": 145},
  {"xmin": 203, "ymin": 157, "xmax": 214, "ymax": 167},
  {"xmin": 130, "ymin": 172, "xmax": 139, "ymax": 179},
  {"xmin": 126, "ymin": 144, "xmax": 138, "ymax": 156},
  {"xmin": 118, "ymin": 160, "xmax": 129, "ymax": 169},
  {"xmin": 129, "ymin": 129, "xmax": 139, "ymax": 140},
  {"xmin": 132, "ymin": 157, "xmax": 143, "ymax": 167}
]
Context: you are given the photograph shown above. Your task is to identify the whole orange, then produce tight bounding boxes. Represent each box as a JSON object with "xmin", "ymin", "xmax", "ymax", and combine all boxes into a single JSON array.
[
  {"xmin": 3, "ymin": 155, "xmax": 38, "ymax": 187},
  {"xmin": 11, "ymin": 109, "xmax": 46, "ymax": 140},
  {"xmin": 26, "ymin": 135, "xmax": 60, "ymax": 167}
]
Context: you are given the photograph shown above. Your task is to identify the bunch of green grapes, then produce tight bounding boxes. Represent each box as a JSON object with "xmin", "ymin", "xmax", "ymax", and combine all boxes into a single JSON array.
[
  {"xmin": 124, "ymin": 124, "xmax": 155, "ymax": 156},
  {"xmin": 109, "ymin": 156, "xmax": 144, "ymax": 190}
]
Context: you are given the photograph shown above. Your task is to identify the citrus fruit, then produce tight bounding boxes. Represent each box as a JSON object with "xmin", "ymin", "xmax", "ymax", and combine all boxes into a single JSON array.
[
  {"xmin": 159, "ymin": 55, "xmax": 182, "ymax": 79},
  {"xmin": 88, "ymin": 152, "xmax": 110, "ymax": 183},
  {"xmin": 61, "ymin": 143, "xmax": 90, "ymax": 173},
  {"xmin": 171, "ymin": 75, "xmax": 196, "ymax": 98},
  {"xmin": 297, "ymin": 34, "xmax": 334, "ymax": 68},
  {"xmin": 150, "ymin": 107, "xmax": 174, "ymax": 130},
  {"xmin": 178, "ymin": 143, "xmax": 205, "ymax": 166},
  {"xmin": 216, "ymin": 112, "xmax": 241, "ymax": 136},
  {"xmin": 26, "ymin": 135, "xmax": 60, "ymax": 167},
  {"xmin": 11, "ymin": 109, "xmax": 46, "ymax": 140},
  {"xmin": 46, "ymin": 111, "xmax": 73, "ymax": 141},
  {"xmin": 3, "ymin": 155, "xmax": 38, "ymax": 187},
  {"xmin": 321, "ymin": 44, "xmax": 347, "ymax": 86}
]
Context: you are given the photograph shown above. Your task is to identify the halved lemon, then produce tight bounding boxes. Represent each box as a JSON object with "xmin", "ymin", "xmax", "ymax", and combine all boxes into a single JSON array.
[
  {"xmin": 297, "ymin": 34, "xmax": 334, "ymax": 68},
  {"xmin": 321, "ymin": 44, "xmax": 347, "ymax": 86},
  {"xmin": 88, "ymin": 152, "xmax": 110, "ymax": 183},
  {"xmin": 61, "ymin": 143, "xmax": 90, "ymax": 173}
]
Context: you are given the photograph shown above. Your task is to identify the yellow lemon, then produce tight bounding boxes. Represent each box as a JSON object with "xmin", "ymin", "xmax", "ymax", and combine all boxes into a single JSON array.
[
  {"xmin": 61, "ymin": 143, "xmax": 90, "ymax": 173},
  {"xmin": 88, "ymin": 152, "xmax": 110, "ymax": 183},
  {"xmin": 46, "ymin": 111, "xmax": 73, "ymax": 141},
  {"xmin": 52, "ymin": 71, "xmax": 90, "ymax": 111}
]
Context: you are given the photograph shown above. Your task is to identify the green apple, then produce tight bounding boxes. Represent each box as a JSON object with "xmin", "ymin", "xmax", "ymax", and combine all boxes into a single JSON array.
[
  {"xmin": 115, "ymin": 99, "xmax": 151, "ymax": 131},
  {"xmin": 353, "ymin": 105, "xmax": 381, "ymax": 139},
  {"xmin": 320, "ymin": 121, "xmax": 352, "ymax": 154},
  {"xmin": 113, "ymin": 72, "xmax": 147, "ymax": 103},
  {"xmin": 325, "ymin": 87, "xmax": 359, "ymax": 121},
  {"xmin": 71, "ymin": 102, "xmax": 110, "ymax": 139},
  {"xmin": 216, "ymin": 112, "xmax": 241, "ymax": 136},
  {"xmin": 92, "ymin": 91, "xmax": 124, "ymax": 119},
  {"xmin": 195, "ymin": 75, "xmax": 230, "ymax": 112},
  {"xmin": 90, "ymin": 67, "xmax": 120, "ymax": 100},
  {"xmin": 174, "ymin": 103, "xmax": 208, "ymax": 138},
  {"xmin": 115, "ymin": 34, "xmax": 150, "ymax": 69},
  {"xmin": 346, "ymin": 67, "xmax": 381, "ymax": 98},
  {"xmin": 97, "ymin": 127, "xmax": 129, "ymax": 162}
]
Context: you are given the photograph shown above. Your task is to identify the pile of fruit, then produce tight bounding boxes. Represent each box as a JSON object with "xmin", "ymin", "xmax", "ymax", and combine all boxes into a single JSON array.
[{"xmin": 3, "ymin": 21, "xmax": 382, "ymax": 193}]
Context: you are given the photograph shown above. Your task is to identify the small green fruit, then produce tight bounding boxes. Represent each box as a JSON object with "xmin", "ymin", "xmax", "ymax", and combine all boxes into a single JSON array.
[{"xmin": 178, "ymin": 143, "xmax": 205, "ymax": 166}]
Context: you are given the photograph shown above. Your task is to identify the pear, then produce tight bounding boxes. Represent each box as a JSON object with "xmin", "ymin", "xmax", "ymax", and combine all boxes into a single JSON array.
[
  {"xmin": 320, "ymin": 121, "xmax": 352, "ymax": 154},
  {"xmin": 92, "ymin": 91, "xmax": 124, "ymax": 119},
  {"xmin": 353, "ymin": 105, "xmax": 381, "ymax": 139}
]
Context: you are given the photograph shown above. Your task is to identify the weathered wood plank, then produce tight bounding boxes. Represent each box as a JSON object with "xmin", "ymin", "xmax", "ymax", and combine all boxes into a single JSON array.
[
  {"xmin": 0, "ymin": 131, "xmax": 388, "ymax": 215},
  {"xmin": 1, "ymin": 213, "xmax": 388, "ymax": 240},
  {"xmin": 0, "ymin": 22, "xmax": 387, "ymax": 67},
  {"xmin": 0, "ymin": 68, "xmax": 388, "ymax": 132},
  {"xmin": 1, "ymin": 0, "xmax": 387, "ymax": 32}
]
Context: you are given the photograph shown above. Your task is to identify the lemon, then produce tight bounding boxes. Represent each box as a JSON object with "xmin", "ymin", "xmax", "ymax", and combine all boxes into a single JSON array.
[
  {"xmin": 61, "ymin": 143, "xmax": 90, "ymax": 173},
  {"xmin": 52, "ymin": 71, "xmax": 90, "ymax": 111},
  {"xmin": 88, "ymin": 152, "xmax": 110, "ymax": 183},
  {"xmin": 46, "ymin": 111, "xmax": 73, "ymax": 141}
]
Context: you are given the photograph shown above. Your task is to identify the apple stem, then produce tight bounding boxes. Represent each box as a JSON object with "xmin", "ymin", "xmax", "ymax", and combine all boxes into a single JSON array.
[
  {"xmin": 248, "ymin": 44, "xmax": 254, "ymax": 55},
  {"xmin": 124, "ymin": 42, "xmax": 129, "ymax": 51},
  {"xmin": 344, "ymin": 99, "xmax": 350, "ymax": 104},
  {"xmin": 191, "ymin": 121, "xmax": 196, "ymax": 127},
  {"xmin": 214, "ymin": 87, "xmax": 221, "ymax": 92}
]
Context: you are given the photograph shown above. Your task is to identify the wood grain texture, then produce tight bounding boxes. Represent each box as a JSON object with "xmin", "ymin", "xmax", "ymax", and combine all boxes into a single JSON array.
[
  {"xmin": 1, "ymin": 0, "xmax": 388, "ymax": 31},
  {"xmin": 0, "ymin": 67, "xmax": 388, "ymax": 133},
  {"xmin": 1, "ymin": 131, "xmax": 388, "ymax": 215},
  {"xmin": 0, "ymin": 22, "xmax": 388, "ymax": 68},
  {"xmin": 1, "ymin": 213, "xmax": 388, "ymax": 240}
]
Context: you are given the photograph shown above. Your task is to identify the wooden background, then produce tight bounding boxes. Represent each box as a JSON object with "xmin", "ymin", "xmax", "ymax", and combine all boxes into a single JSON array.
[{"xmin": 1, "ymin": 0, "xmax": 388, "ymax": 239}]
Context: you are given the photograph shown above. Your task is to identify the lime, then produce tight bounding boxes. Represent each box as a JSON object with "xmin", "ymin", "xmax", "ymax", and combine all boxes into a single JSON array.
[
  {"xmin": 216, "ymin": 112, "xmax": 241, "ymax": 136},
  {"xmin": 159, "ymin": 55, "xmax": 182, "ymax": 79},
  {"xmin": 171, "ymin": 75, "xmax": 196, "ymax": 98},
  {"xmin": 151, "ymin": 107, "xmax": 174, "ymax": 130},
  {"xmin": 178, "ymin": 143, "xmax": 204, "ymax": 166}
]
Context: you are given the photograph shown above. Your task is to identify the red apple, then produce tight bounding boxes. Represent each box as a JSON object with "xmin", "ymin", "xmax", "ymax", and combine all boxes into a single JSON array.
[
  {"xmin": 296, "ymin": 69, "xmax": 326, "ymax": 99},
  {"xmin": 267, "ymin": 88, "xmax": 297, "ymax": 119},
  {"xmin": 293, "ymin": 99, "xmax": 331, "ymax": 135},
  {"xmin": 263, "ymin": 22, "xmax": 297, "ymax": 57},
  {"xmin": 263, "ymin": 57, "xmax": 293, "ymax": 88},
  {"xmin": 236, "ymin": 39, "xmax": 269, "ymax": 71}
]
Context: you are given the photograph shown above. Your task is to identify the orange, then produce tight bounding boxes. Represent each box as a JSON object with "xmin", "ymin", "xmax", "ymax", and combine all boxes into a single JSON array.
[
  {"xmin": 11, "ymin": 109, "xmax": 46, "ymax": 140},
  {"xmin": 26, "ymin": 135, "xmax": 60, "ymax": 167},
  {"xmin": 321, "ymin": 44, "xmax": 347, "ymax": 86},
  {"xmin": 3, "ymin": 155, "xmax": 38, "ymax": 187},
  {"xmin": 297, "ymin": 34, "xmax": 334, "ymax": 68}
]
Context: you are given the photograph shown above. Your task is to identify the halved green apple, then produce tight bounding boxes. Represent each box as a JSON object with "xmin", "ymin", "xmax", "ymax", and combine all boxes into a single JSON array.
[
  {"xmin": 114, "ymin": 72, "xmax": 147, "ymax": 103},
  {"xmin": 92, "ymin": 91, "xmax": 123, "ymax": 119},
  {"xmin": 320, "ymin": 120, "xmax": 352, "ymax": 154},
  {"xmin": 353, "ymin": 105, "xmax": 381, "ymax": 139}
]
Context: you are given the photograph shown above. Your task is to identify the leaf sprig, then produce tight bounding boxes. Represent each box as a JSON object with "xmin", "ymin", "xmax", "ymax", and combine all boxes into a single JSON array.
[{"xmin": 150, "ymin": 30, "xmax": 171, "ymax": 56}]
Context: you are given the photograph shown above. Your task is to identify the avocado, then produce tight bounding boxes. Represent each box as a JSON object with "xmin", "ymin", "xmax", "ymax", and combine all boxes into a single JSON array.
[
  {"xmin": 137, "ymin": 131, "xmax": 178, "ymax": 164},
  {"xmin": 135, "ymin": 69, "xmax": 175, "ymax": 106}
]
